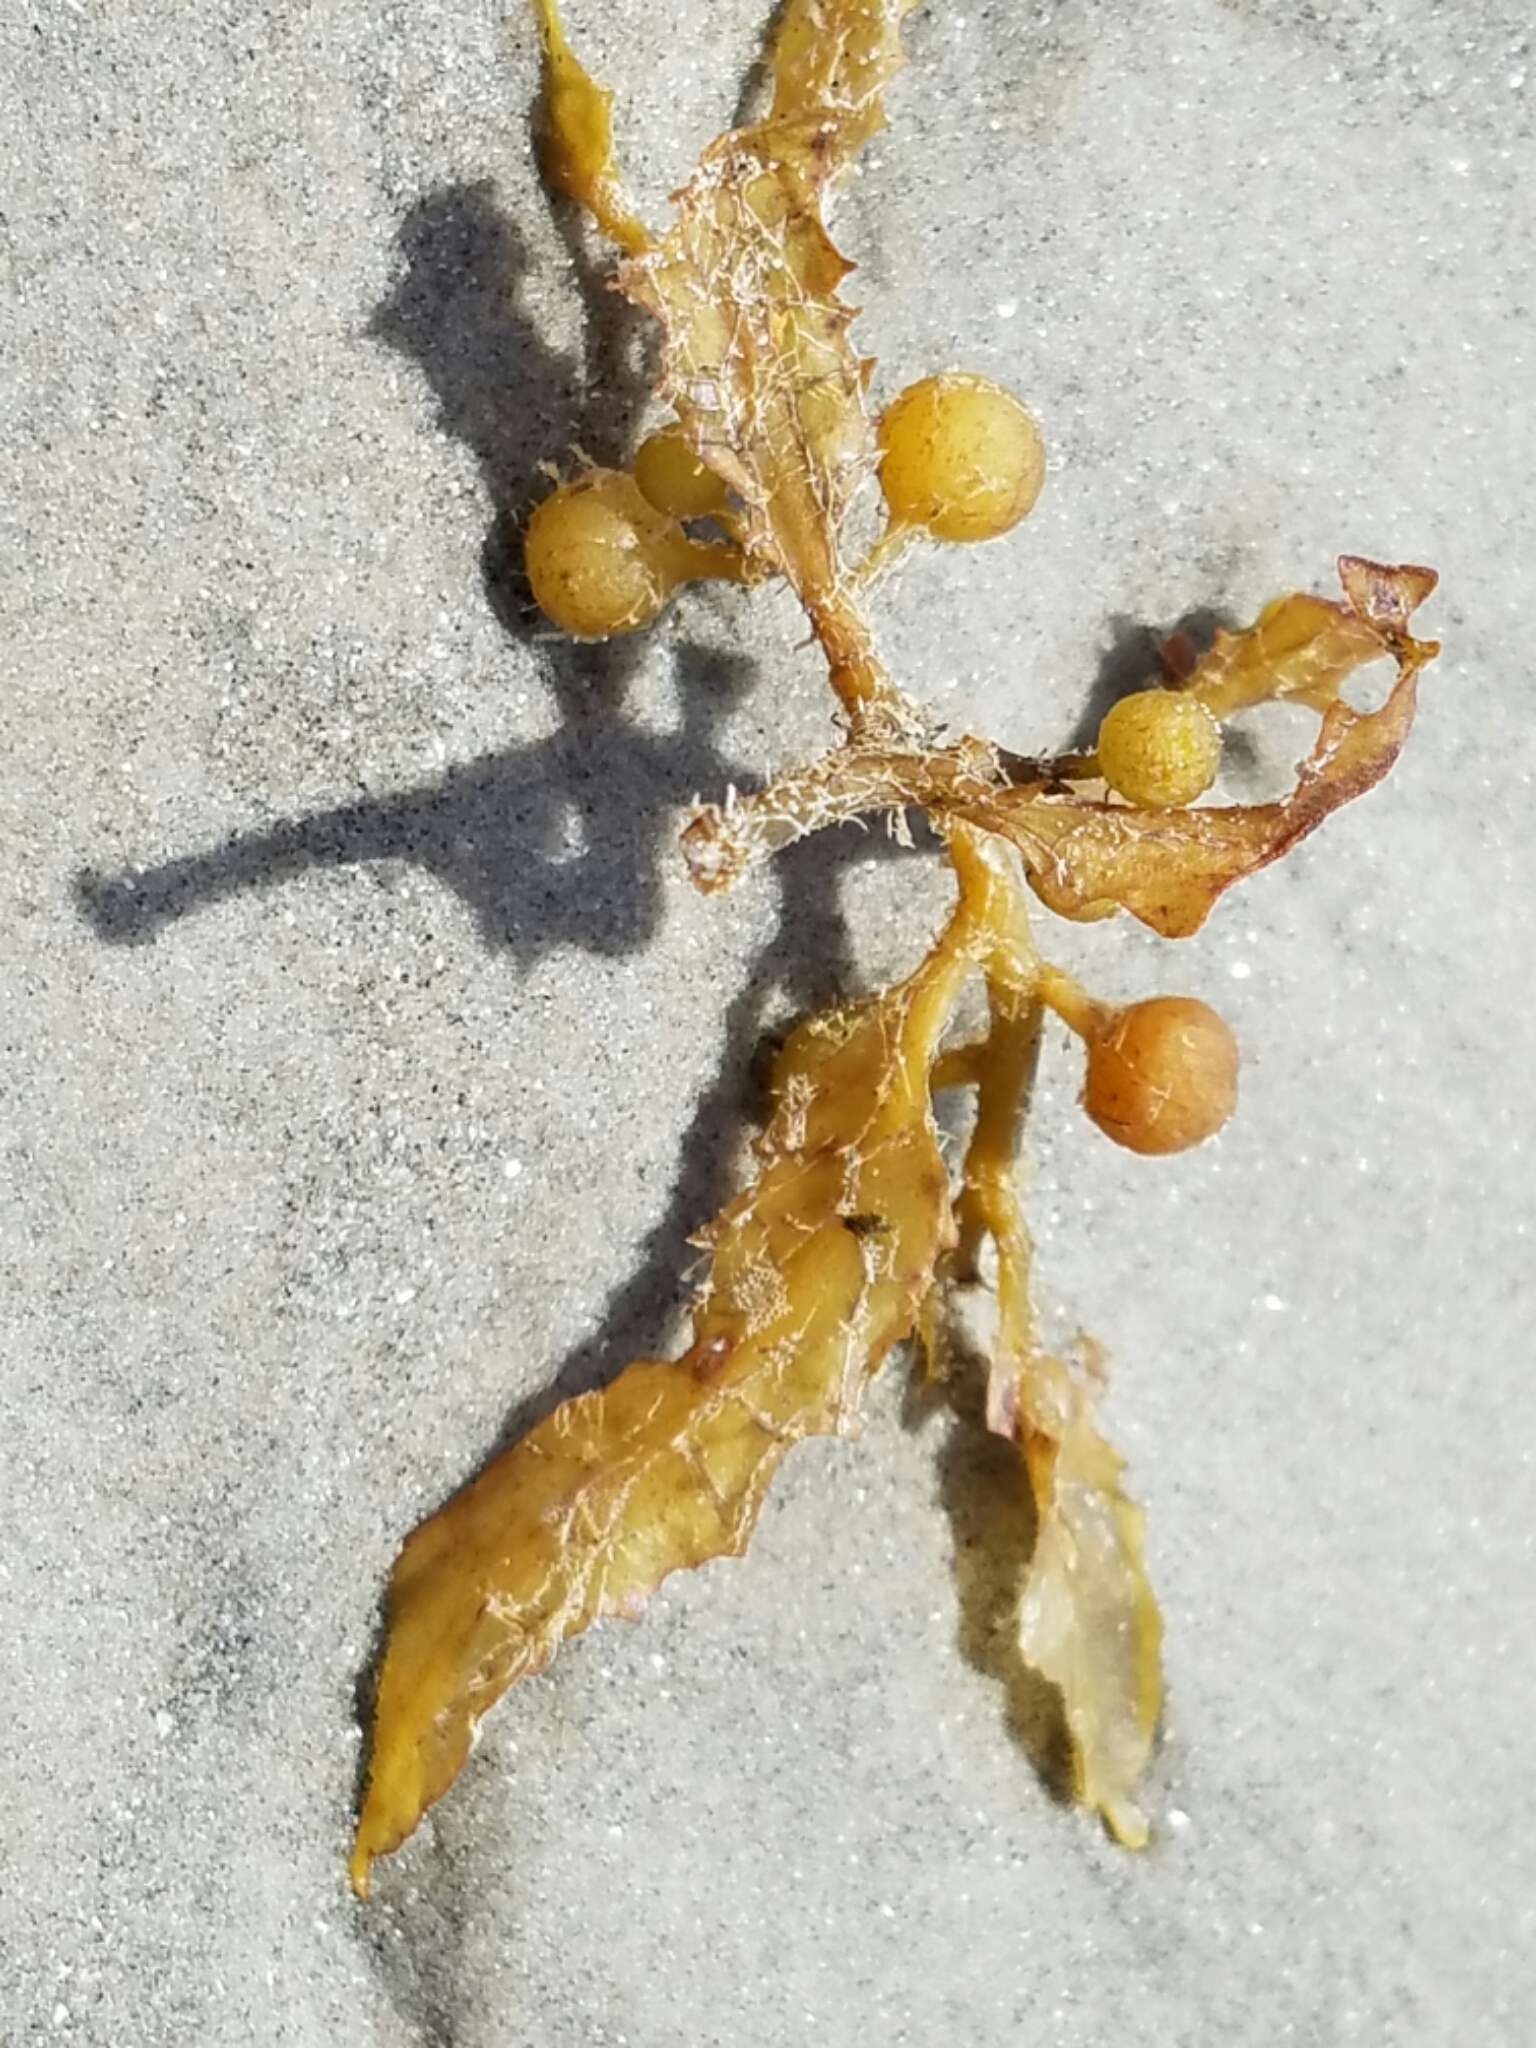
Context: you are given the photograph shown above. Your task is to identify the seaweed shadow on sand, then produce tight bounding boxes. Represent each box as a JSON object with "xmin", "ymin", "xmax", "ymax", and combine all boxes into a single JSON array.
[
  {"xmin": 935, "ymin": 1395, "xmax": 1073, "ymax": 1798},
  {"xmin": 903, "ymin": 1184, "xmax": 1076, "ymax": 1804},
  {"xmin": 76, "ymin": 182, "xmax": 739, "ymax": 969}
]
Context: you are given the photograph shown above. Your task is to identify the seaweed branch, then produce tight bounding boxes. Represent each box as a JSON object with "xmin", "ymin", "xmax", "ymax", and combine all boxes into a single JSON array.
[{"xmin": 350, "ymin": 0, "xmax": 1441, "ymax": 1893}]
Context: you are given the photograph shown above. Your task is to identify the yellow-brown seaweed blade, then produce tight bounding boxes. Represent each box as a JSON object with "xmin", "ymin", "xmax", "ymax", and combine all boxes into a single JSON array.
[
  {"xmin": 530, "ymin": 0, "xmax": 651, "ymax": 253},
  {"xmin": 351, "ymin": 926, "xmax": 968, "ymax": 1894},
  {"xmin": 949, "ymin": 559, "xmax": 1440, "ymax": 936}
]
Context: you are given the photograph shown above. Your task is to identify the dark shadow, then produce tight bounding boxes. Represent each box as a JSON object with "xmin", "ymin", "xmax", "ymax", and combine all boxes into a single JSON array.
[
  {"xmin": 74, "ymin": 638, "xmax": 756, "ymax": 965},
  {"xmin": 731, "ymin": 0, "xmax": 792, "ymax": 125},
  {"xmin": 353, "ymin": 1831, "xmax": 479, "ymax": 2048},
  {"xmin": 1063, "ymin": 605, "xmax": 1234, "ymax": 753},
  {"xmin": 907, "ymin": 1302, "xmax": 1075, "ymax": 1808},
  {"xmin": 73, "ymin": 183, "xmax": 746, "ymax": 969},
  {"xmin": 367, "ymin": 178, "xmax": 656, "ymax": 605}
]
